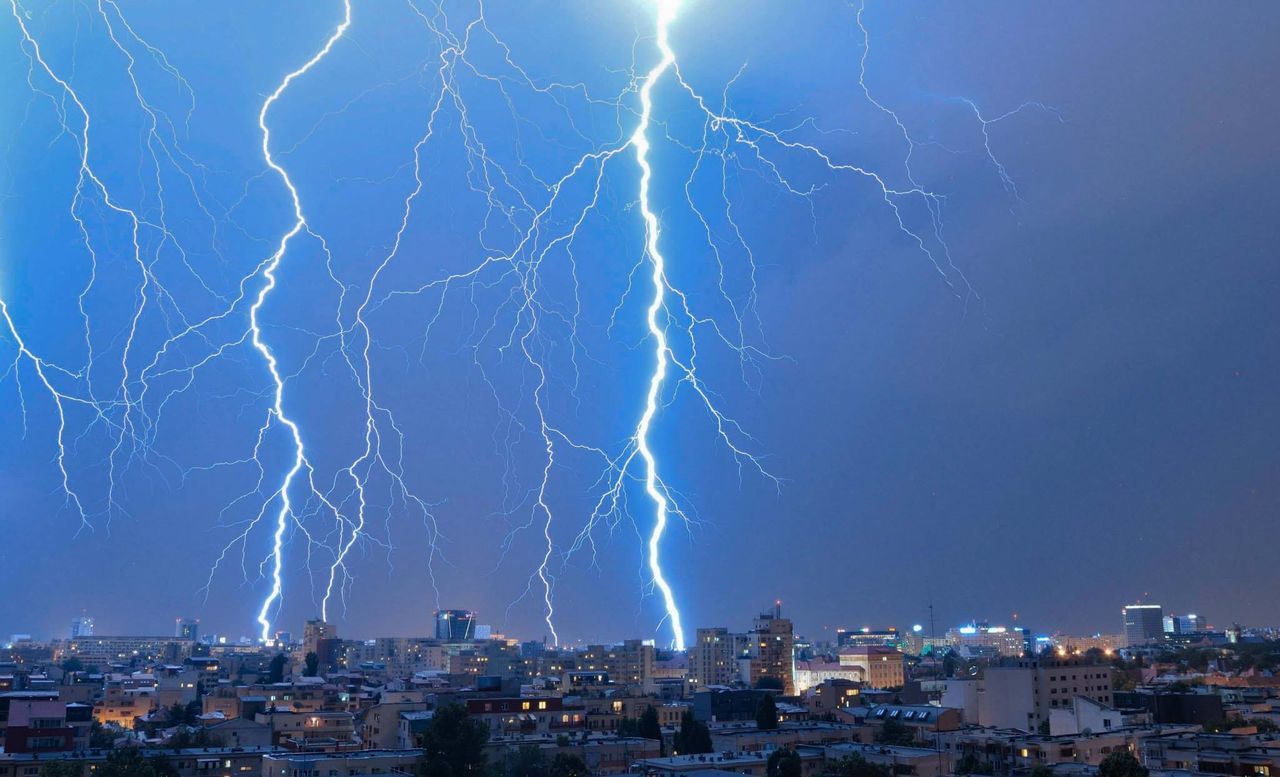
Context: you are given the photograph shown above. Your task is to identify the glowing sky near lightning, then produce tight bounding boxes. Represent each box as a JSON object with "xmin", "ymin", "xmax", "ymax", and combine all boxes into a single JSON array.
[{"xmin": 2, "ymin": 1, "xmax": 1279, "ymax": 643}]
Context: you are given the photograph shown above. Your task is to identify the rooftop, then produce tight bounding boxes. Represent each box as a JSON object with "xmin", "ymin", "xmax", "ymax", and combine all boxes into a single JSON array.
[
  {"xmin": 263, "ymin": 749, "xmax": 424, "ymax": 763},
  {"xmin": 636, "ymin": 751, "xmax": 813, "ymax": 768},
  {"xmin": 825, "ymin": 743, "xmax": 951, "ymax": 759}
]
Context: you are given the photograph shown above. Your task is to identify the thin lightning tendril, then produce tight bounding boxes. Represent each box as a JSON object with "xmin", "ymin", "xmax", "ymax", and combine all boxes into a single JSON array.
[{"xmin": 2, "ymin": 0, "xmax": 1050, "ymax": 645}]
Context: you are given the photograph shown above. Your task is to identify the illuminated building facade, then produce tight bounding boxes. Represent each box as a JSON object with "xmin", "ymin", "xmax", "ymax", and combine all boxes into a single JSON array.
[
  {"xmin": 434, "ymin": 609, "xmax": 476, "ymax": 641},
  {"xmin": 838, "ymin": 646, "xmax": 905, "ymax": 689},
  {"xmin": 1122, "ymin": 604, "xmax": 1164, "ymax": 646},
  {"xmin": 946, "ymin": 623, "xmax": 1029, "ymax": 657},
  {"xmin": 690, "ymin": 627, "xmax": 737, "ymax": 688}
]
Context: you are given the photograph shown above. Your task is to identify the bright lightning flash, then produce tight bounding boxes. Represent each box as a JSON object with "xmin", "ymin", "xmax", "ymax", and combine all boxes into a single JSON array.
[
  {"xmin": 249, "ymin": 1, "xmax": 352, "ymax": 641},
  {"xmin": 2, "ymin": 0, "xmax": 1051, "ymax": 647},
  {"xmin": 630, "ymin": 0, "xmax": 686, "ymax": 650}
]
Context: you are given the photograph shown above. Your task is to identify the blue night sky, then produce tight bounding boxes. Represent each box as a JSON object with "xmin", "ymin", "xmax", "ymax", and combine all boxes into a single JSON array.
[{"xmin": 1, "ymin": 1, "xmax": 1277, "ymax": 646}]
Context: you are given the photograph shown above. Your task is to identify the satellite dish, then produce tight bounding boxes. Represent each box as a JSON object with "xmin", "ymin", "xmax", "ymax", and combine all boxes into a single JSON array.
[{"xmin": 967, "ymin": 665, "xmax": 979, "ymax": 677}]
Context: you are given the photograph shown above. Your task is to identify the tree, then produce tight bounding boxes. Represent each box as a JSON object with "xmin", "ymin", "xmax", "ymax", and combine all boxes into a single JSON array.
[
  {"xmin": 267, "ymin": 653, "xmax": 288, "ymax": 684},
  {"xmin": 548, "ymin": 754, "xmax": 589, "ymax": 777},
  {"xmin": 673, "ymin": 710, "xmax": 712, "ymax": 755},
  {"xmin": 1098, "ymin": 751, "xmax": 1148, "ymax": 777},
  {"xmin": 1208, "ymin": 717, "xmax": 1279, "ymax": 734},
  {"xmin": 304, "ymin": 651, "xmax": 320, "ymax": 677},
  {"xmin": 1037, "ymin": 719, "xmax": 1051, "ymax": 736},
  {"xmin": 955, "ymin": 754, "xmax": 992, "ymax": 776},
  {"xmin": 90, "ymin": 721, "xmax": 118, "ymax": 750},
  {"xmin": 61, "ymin": 657, "xmax": 84, "ymax": 673},
  {"xmin": 768, "ymin": 748, "xmax": 803, "ymax": 777},
  {"xmin": 755, "ymin": 693, "xmax": 779, "ymax": 731},
  {"xmin": 617, "ymin": 706, "xmax": 663, "ymax": 754},
  {"xmin": 877, "ymin": 717, "xmax": 914, "ymax": 746},
  {"xmin": 819, "ymin": 755, "xmax": 892, "ymax": 777},
  {"xmin": 164, "ymin": 728, "xmax": 225, "ymax": 750},
  {"xmin": 616, "ymin": 706, "xmax": 665, "ymax": 755},
  {"xmin": 44, "ymin": 763, "xmax": 82, "ymax": 777},
  {"xmin": 500, "ymin": 745, "xmax": 546, "ymax": 777},
  {"xmin": 638, "ymin": 705, "xmax": 663, "ymax": 741},
  {"xmin": 1030, "ymin": 765, "xmax": 1054, "ymax": 777},
  {"xmin": 98, "ymin": 749, "xmax": 179, "ymax": 777},
  {"xmin": 418, "ymin": 703, "xmax": 490, "ymax": 777}
]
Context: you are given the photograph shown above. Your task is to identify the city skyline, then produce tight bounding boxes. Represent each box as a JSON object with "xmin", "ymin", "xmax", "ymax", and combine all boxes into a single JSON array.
[
  {"xmin": 2, "ymin": 589, "xmax": 1274, "ymax": 777},
  {"xmin": 4, "ymin": 598, "xmax": 1243, "ymax": 649}
]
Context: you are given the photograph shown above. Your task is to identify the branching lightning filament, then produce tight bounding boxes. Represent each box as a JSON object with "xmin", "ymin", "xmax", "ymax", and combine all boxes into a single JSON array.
[{"xmin": 2, "ymin": 0, "xmax": 1051, "ymax": 644}]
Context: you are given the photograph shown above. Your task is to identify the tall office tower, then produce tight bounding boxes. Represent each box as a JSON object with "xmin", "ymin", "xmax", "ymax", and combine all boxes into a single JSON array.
[
  {"xmin": 434, "ymin": 610, "xmax": 476, "ymax": 641},
  {"xmin": 1122, "ymin": 604, "xmax": 1164, "ymax": 646},
  {"xmin": 175, "ymin": 618, "xmax": 199, "ymax": 641},
  {"xmin": 69, "ymin": 614, "xmax": 94, "ymax": 639}
]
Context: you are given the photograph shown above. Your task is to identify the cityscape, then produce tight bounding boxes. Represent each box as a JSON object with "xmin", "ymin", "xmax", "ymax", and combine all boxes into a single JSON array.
[
  {"xmin": 2, "ymin": 1, "xmax": 1278, "ymax": 777},
  {"xmin": 2, "ymin": 604, "xmax": 1279, "ymax": 777}
]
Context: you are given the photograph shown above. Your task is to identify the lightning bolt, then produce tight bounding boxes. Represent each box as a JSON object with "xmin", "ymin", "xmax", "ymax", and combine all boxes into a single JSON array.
[
  {"xmin": 4, "ymin": 0, "xmax": 176, "ymax": 528},
  {"xmin": 249, "ymin": 0, "xmax": 351, "ymax": 642},
  {"xmin": 2, "ymin": 0, "xmax": 1052, "ymax": 646},
  {"xmin": 630, "ymin": 0, "xmax": 686, "ymax": 651},
  {"xmin": 588, "ymin": 0, "xmax": 1057, "ymax": 649}
]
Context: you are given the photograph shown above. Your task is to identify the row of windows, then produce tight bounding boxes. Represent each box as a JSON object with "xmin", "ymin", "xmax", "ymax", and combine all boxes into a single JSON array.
[
  {"xmin": 25, "ymin": 736, "xmax": 68, "ymax": 750},
  {"xmin": 479, "ymin": 700, "xmax": 550, "ymax": 712},
  {"xmin": 283, "ymin": 769, "xmax": 394, "ymax": 777}
]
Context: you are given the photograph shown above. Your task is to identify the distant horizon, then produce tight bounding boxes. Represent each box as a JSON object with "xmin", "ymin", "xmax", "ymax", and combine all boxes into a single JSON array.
[{"xmin": 5, "ymin": 602, "xmax": 1246, "ymax": 648}]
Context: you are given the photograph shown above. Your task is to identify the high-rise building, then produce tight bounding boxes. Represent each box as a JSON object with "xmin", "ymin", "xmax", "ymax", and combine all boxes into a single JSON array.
[
  {"xmin": 175, "ymin": 618, "xmax": 199, "ymax": 641},
  {"xmin": 691, "ymin": 605, "xmax": 795, "ymax": 694},
  {"xmin": 58, "ymin": 636, "xmax": 192, "ymax": 666},
  {"xmin": 978, "ymin": 656, "xmax": 1115, "ymax": 730},
  {"xmin": 434, "ymin": 610, "xmax": 476, "ymax": 641},
  {"xmin": 946, "ymin": 623, "xmax": 1029, "ymax": 657},
  {"xmin": 578, "ymin": 639, "xmax": 656, "ymax": 692},
  {"xmin": 1122, "ymin": 604, "xmax": 1164, "ymax": 646},
  {"xmin": 1162, "ymin": 613, "xmax": 1207, "ymax": 635},
  {"xmin": 303, "ymin": 618, "xmax": 337, "ymax": 655},
  {"xmin": 836, "ymin": 628, "xmax": 902, "ymax": 649},
  {"xmin": 69, "ymin": 615, "xmax": 94, "ymax": 639},
  {"xmin": 838, "ymin": 646, "xmax": 905, "ymax": 689},
  {"xmin": 690, "ymin": 627, "xmax": 737, "ymax": 688},
  {"xmin": 744, "ymin": 604, "xmax": 795, "ymax": 695}
]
